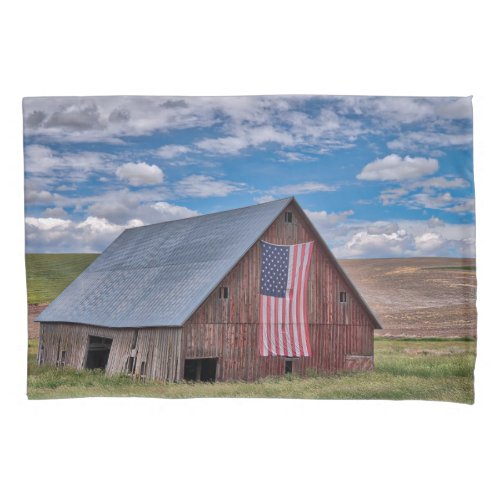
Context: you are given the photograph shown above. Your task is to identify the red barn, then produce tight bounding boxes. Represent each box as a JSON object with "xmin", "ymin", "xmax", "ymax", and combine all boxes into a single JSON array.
[{"xmin": 37, "ymin": 197, "xmax": 381, "ymax": 381}]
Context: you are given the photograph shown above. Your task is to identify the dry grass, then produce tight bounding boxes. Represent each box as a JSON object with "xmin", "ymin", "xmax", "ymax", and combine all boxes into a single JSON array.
[{"xmin": 27, "ymin": 338, "xmax": 476, "ymax": 403}]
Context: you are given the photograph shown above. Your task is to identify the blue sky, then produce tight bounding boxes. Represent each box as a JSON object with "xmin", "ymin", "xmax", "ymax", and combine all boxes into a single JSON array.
[{"xmin": 23, "ymin": 95, "xmax": 474, "ymax": 258}]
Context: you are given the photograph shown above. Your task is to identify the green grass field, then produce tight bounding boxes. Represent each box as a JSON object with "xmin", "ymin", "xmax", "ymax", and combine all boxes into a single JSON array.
[
  {"xmin": 26, "ymin": 253, "xmax": 99, "ymax": 304},
  {"xmin": 27, "ymin": 338, "xmax": 475, "ymax": 403}
]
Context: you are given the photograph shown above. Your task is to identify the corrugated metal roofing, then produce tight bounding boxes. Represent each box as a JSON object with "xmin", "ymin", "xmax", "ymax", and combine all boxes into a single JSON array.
[{"xmin": 37, "ymin": 198, "xmax": 293, "ymax": 327}]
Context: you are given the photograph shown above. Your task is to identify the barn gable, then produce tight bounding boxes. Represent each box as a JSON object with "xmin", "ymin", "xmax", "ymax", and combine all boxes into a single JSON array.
[{"xmin": 182, "ymin": 199, "xmax": 379, "ymax": 380}]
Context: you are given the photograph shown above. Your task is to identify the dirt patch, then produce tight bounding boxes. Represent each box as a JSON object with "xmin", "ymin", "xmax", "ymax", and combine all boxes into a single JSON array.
[
  {"xmin": 28, "ymin": 304, "xmax": 47, "ymax": 339},
  {"xmin": 339, "ymin": 257, "xmax": 477, "ymax": 338}
]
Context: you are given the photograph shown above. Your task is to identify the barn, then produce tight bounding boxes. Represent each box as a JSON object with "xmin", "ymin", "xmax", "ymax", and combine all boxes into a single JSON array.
[{"xmin": 36, "ymin": 197, "xmax": 381, "ymax": 382}]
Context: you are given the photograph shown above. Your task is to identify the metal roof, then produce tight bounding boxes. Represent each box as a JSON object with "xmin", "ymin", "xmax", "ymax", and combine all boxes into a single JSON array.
[{"xmin": 37, "ymin": 197, "xmax": 293, "ymax": 327}]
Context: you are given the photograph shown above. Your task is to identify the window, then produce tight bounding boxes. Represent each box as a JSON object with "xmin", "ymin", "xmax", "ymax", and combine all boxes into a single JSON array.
[
  {"xmin": 131, "ymin": 329, "xmax": 138, "ymax": 349},
  {"xmin": 219, "ymin": 286, "xmax": 229, "ymax": 299},
  {"xmin": 339, "ymin": 291, "xmax": 347, "ymax": 303},
  {"xmin": 140, "ymin": 361, "xmax": 147, "ymax": 378},
  {"xmin": 126, "ymin": 356, "xmax": 136, "ymax": 374},
  {"xmin": 60, "ymin": 350, "xmax": 66, "ymax": 367},
  {"xmin": 285, "ymin": 211, "xmax": 293, "ymax": 223},
  {"xmin": 285, "ymin": 358, "xmax": 296, "ymax": 374}
]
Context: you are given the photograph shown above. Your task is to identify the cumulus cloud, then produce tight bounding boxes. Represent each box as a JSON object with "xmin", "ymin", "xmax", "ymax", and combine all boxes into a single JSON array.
[
  {"xmin": 25, "ymin": 200, "xmax": 200, "ymax": 253},
  {"xmin": 408, "ymin": 176, "xmax": 470, "ymax": 191},
  {"xmin": 277, "ymin": 151, "xmax": 317, "ymax": 162},
  {"xmin": 155, "ymin": 144, "xmax": 191, "ymax": 159},
  {"xmin": 409, "ymin": 192, "xmax": 475, "ymax": 213},
  {"xmin": 175, "ymin": 175, "xmax": 245, "ymax": 198},
  {"xmin": 43, "ymin": 207, "xmax": 69, "ymax": 218},
  {"xmin": 387, "ymin": 131, "xmax": 472, "ymax": 152},
  {"xmin": 196, "ymin": 126, "xmax": 295, "ymax": 155},
  {"xmin": 345, "ymin": 229, "xmax": 414, "ymax": 257},
  {"xmin": 115, "ymin": 162, "xmax": 164, "ymax": 186},
  {"xmin": 24, "ymin": 144, "xmax": 112, "ymax": 177},
  {"xmin": 357, "ymin": 154, "xmax": 439, "ymax": 181},
  {"xmin": 323, "ymin": 218, "xmax": 475, "ymax": 259},
  {"xmin": 268, "ymin": 182, "xmax": 337, "ymax": 196},
  {"xmin": 254, "ymin": 195, "xmax": 277, "ymax": 204},
  {"xmin": 87, "ymin": 189, "xmax": 198, "ymax": 225}
]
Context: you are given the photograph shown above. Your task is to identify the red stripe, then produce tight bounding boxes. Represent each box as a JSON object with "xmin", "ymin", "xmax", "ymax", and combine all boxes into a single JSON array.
[
  {"xmin": 303, "ymin": 243, "xmax": 313, "ymax": 356},
  {"xmin": 295, "ymin": 243, "xmax": 305, "ymax": 356},
  {"xmin": 266, "ymin": 295, "xmax": 272, "ymax": 356},
  {"xmin": 289, "ymin": 244, "xmax": 298, "ymax": 356},
  {"xmin": 259, "ymin": 295, "xmax": 264, "ymax": 356},
  {"xmin": 274, "ymin": 295, "xmax": 280, "ymax": 355},
  {"xmin": 281, "ymin": 296, "xmax": 288, "ymax": 356}
]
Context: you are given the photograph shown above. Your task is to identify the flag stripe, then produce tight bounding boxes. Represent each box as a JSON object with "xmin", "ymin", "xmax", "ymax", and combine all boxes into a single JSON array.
[
  {"xmin": 295, "ymin": 243, "xmax": 305, "ymax": 356},
  {"xmin": 302, "ymin": 242, "xmax": 313, "ymax": 356}
]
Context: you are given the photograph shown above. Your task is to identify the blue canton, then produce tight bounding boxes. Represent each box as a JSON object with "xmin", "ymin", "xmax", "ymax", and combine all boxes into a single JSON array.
[{"xmin": 260, "ymin": 241, "xmax": 289, "ymax": 297}]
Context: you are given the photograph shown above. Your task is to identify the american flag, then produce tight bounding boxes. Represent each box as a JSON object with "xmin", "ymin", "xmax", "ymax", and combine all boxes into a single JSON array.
[{"xmin": 259, "ymin": 240, "xmax": 314, "ymax": 357}]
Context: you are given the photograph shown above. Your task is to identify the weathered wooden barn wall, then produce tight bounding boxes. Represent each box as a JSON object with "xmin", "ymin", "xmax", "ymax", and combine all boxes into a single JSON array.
[
  {"xmin": 39, "ymin": 323, "xmax": 182, "ymax": 381},
  {"xmin": 185, "ymin": 201, "xmax": 375, "ymax": 381}
]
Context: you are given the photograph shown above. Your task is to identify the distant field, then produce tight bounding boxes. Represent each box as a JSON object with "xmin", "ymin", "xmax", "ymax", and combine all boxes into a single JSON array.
[
  {"xmin": 27, "ymin": 337, "xmax": 475, "ymax": 403},
  {"xmin": 340, "ymin": 257, "xmax": 477, "ymax": 338},
  {"xmin": 26, "ymin": 254, "xmax": 98, "ymax": 304}
]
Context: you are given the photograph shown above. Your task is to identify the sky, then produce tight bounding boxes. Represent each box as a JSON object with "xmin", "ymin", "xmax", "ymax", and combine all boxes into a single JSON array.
[{"xmin": 23, "ymin": 95, "xmax": 474, "ymax": 258}]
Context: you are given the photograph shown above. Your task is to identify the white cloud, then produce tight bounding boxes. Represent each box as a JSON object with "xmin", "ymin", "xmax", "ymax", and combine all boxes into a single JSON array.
[
  {"xmin": 345, "ymin": 229, "xmax": 414, "ymax": 257},
  {"xmin": 379, "ymin": 187, "xmax": 409, "ymax": 205},
  {"xmin": 357, "ymin": 154, "xmax": 439, "ymax": 181},
  {"xmin": 302, "ymin": 214, "xmax": 475, "ymax": 259},
  {"xmin": 277, "ymin": 151, "xmax": 317, "ymax": 162},
  {"xmin": 115, "ymin": 162, "xmax": 164, "ymax": 186},
  {"xmin": 254, "ymin": 195, "xmax": 277, "ymax": 204},
  {"xmin": 408, "ymin": 176, "xmax": 470, "ymax": 191},
  {"xmin": 175, "ymin": 175, "xmax": 245, "ymax": 198},
  {"xmin": 43, "ymin": 207, "xmax": 69, "ymax": 218},
  {"xmin": 155, "ymin": 144, "xmax": 191, "ymax": 159},
  {"xmin": 150, "ymin": 201, "xmax": 199, "ymax": 219},
  {"xmin": 387, "ymin": 131, "xmax": 472, "ymax": 152},
  {"xmin": 87, "ymin": 188, "xmax": 198, "ymax": 225},
  {"xmin": 24, "ymin": 144, "xmax": 111, "ymax": 175},
  {"xmin": 305, "ymin": 209, "xmax": 354, "ymax": 227},
  {"xmin": 196, "ymin": 126, "xmax": 294, "ymax": 155},
  {"xmin": 414, "ymin": 232, "xmax": 446, "ymax": 253},
  {"xmin": 25, "ymin": 217, "xmax": 72, "ymax": 231},
  {"xmin": 268, "ymin": 182, "xmax": 337, "ymax": 196},
  {"xmin": 409, "ymin": 192, "xmax": 475, "ymax": 213}
]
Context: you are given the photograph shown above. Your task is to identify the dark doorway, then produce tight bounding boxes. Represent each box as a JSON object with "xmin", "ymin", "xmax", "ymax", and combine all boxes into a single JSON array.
[
  {"xmin": 184, "ymin": 358, "xmax": 217, "ymax": 382},
  {"xmin": 85, "ymin": 336, "xmax": 113, "ymax": 370}
]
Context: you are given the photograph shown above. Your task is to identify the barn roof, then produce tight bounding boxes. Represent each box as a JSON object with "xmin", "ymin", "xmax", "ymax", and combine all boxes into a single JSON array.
[
  {"xmin": 37, "ymin": 197, "xmax": 381, "ymax": 329},
  {"xmin": 37, "ymin": 197, "xmax": 293, "ymax": 328}
]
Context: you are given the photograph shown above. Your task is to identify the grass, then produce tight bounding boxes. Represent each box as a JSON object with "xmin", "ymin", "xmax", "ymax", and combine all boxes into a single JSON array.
[
  {"xmin": 27, "ymin": 338, "xmax": 476, "ymax": 403},
  {"xmin": 26, "ymin": 254, "xmax": 99, "ymax": 304}
]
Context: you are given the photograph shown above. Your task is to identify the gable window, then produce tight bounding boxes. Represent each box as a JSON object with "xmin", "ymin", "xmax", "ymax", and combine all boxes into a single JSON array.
[
  {"xmin": 339, "ymin": 291, "xmax": 347, "ymax": 303},
  {"xmin": 219, "ymin": 286, "xmax": 229, "ymax": 299},
  {"xmin": 285, "ymin": 211, "xmax": 293, "ymax": 223}
]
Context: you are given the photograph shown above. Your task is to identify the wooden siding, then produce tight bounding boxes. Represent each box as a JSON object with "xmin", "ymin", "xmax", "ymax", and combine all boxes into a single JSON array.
[
  {"xmin": 185, "ymin": 202, "xmax": 374, "ymax": 380},
  {"xmin": 39, "ymin": 323, "xmax": 182, "ymax": 382}
]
